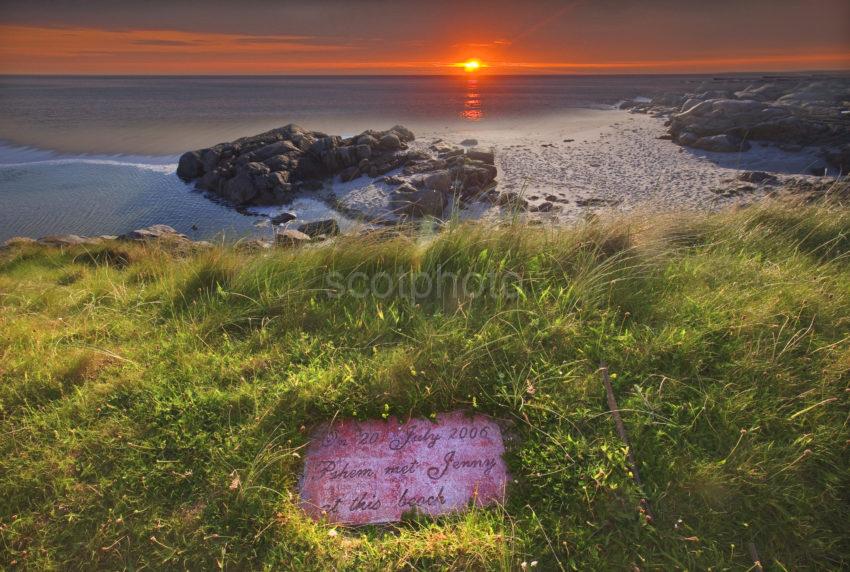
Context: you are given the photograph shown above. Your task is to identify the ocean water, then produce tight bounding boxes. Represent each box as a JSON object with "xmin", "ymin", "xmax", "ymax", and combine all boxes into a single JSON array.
[{"xmin": 0, "ymin": 74, "xmax": 747, "ymax": 241}]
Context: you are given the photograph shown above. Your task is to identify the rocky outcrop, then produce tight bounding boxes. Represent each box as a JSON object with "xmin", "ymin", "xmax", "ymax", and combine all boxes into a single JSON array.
[
  {"xmin": 668, "ymin": 98, "xmax": 843, "ymax": 151},
  {"xmin": 178, "ymin": 125, "xmax": 500, "ymax": 220},
  {"xmin": 625, "ymin": 76, "xmax": 850, "ymax": 158},
  {"xmin": 677, "ymin": 132, "xmax": 750, "ymax": 153},
  {"xmin": 385, "ymin": 141, "xmax": 498, "ymax": 218},
  {"xmin": 177, "ymin": 125, "xmax": 498, "ymax": 220},
  {"xmin": 1, "ymin": 236, "xmax": 37, "ymax": 248},
  {"xmin": 494, "ymin": 191, "xmax": 529, "ymax": 211},
  {"xmin": 738, "ymin": 171, "xmax": 779, "ymax": 185},
  {"xmin": 275, "ymin": 229, "xmax": 312, "ymax": 247},
  {"xmin": 297, "ymin": 219, "xmax": 340, "ymax": 238},
  {"xmin": 36, "ymin": 234, "xmax": 99, "ymax": 247},
  {"xmin": 177, "ymin": 124, "xmax": 418, "ymax": 206},
  {"xmin": 2, "ymin": 225, "xmax": 205, "ymax": 250},
  {"xmin": 271, "ymin": 211, "xmax": 297, "ymax": 225},
  {"xmin": 118, "ymin": 224, "xmax": 189, "ymax": 242},
  {"xmin": 708, "ymin": 171, "xmax": 850, "ymax": 204},
  {"xmin": 391, "ymin": 184, "xmax": 447, "ymax": 217}
]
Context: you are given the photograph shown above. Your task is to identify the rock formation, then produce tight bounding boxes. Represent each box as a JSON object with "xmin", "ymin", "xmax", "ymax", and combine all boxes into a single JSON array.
[
  {"xmin": 177, "ymin": 124, "xmax": 499, "ymax": 219},
  {"xmin": 2, "ymin": 225, "xmax": 208, "ymax": 250},
  {"xmin": 177, "ymin": 124, "xmax": 418, "ymax": 206},
  {"xmin": 623, "ymin": 76, "xmax": 850, "ymax": 167}
]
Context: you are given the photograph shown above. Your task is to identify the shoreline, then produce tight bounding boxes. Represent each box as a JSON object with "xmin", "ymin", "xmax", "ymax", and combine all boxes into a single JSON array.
[
  {"xmin": 447, "ymin": 110, "xmax": 838, "ymax": 219},
  {"xmin": 2, "ymin": 103, "xmax": 847, "ymax": 242}
]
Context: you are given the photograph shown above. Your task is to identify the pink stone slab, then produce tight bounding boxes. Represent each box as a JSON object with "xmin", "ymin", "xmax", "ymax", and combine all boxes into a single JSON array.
[{"xmin": 299, "ymin": 411, "xmax": 509, "ymax": 525}]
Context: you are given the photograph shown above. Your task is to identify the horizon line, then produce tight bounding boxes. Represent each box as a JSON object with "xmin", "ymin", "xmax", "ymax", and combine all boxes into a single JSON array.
[{"xmin": 2, "ymin": 68, "xmax": 850, "ymax": 78}]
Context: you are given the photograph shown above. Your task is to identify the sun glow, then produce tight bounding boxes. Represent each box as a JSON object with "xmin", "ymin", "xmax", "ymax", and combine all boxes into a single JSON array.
[
  {"xmin": 463, "ymin": 59, "xmax": 481, "ymax": 72},
  {"xmin": 449, "ymin": 59, "xmax": 487, "ymax": 73}
]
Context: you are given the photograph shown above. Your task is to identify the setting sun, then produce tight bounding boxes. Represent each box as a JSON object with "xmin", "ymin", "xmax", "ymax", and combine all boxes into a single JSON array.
[
  {"xmin": 450, "ymin": 59, "xmax": 487, "ymax": 73},
  {"xmin": 463, "ymin": 59, "xmax": 481, "ymax": 72}
]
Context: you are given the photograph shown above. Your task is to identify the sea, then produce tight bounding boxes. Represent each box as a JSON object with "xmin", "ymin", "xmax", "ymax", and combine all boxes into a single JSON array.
[{"xmin": 0, "ymin": 74, "xmax": 748, "ymax": 241}]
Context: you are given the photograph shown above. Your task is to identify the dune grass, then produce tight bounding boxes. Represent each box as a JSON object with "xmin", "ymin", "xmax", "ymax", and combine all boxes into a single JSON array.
[{"xmin": 1, "ymin": 202, "xmax": 849, "ymax": 570}]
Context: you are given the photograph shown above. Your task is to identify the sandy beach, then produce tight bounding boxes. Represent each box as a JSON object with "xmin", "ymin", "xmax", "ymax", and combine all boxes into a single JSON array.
[
  {"xmin": 460, "ymin": 111, "xmax": 829, "ymax": 212},
  {"xmin": 303, "ymin": 108, "xmax": 836, "ymax": 226}
]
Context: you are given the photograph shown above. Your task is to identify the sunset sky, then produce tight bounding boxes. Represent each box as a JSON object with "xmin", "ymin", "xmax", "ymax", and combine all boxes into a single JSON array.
[{"xmin": 1, "ymin": 0, "xmax": 848, "ymax": 75}]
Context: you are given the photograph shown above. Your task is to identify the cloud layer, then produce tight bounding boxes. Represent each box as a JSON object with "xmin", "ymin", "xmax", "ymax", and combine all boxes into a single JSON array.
[{"xmin": 1, "ymin": 0, "xmax": 848, "ymax": 74}]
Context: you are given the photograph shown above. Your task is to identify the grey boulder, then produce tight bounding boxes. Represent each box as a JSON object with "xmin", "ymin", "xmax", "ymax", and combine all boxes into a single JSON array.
[
  {"xmin": 391, "ymin": 185, "xmax": 447, "ymax": 218},
  {"xmin": 380, "ymin": 133, "xmax": 402, "ymax": 151},
  {"xmin": 691, "ymin": 134, "xmax": 751, "ymax": 153},
  {"xmin": 271, "ymin": 211, "xmax": 297, "ymax": 225},
  {"xmin": 466, "ymin": 148, "xmax": 495, "ymax": 165},
  {"xmin": 298, "ymin": 219, "xmax": 340, "ymax": 237},
  {"xmin": 177, "ymin": 151, "xmax": 204, "ymax": 180},
  {"xmin": 275, "ymin": 229, "xmax": 312, "ymax": 247},
  {"xmin": 119, "ymin": 224, "xmax": 188, "ymax": 242}
]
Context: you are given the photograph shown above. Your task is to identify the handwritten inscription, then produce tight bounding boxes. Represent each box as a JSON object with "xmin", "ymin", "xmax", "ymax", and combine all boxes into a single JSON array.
[{"xmin": 299, "ymin": 411, "xmax": 508, "ymax": 524}]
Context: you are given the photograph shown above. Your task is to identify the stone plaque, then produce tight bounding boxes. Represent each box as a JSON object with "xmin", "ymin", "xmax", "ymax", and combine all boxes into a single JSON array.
[{"xmin": 299, "ymin": 411, "xmax": 509, "ymax": 524}]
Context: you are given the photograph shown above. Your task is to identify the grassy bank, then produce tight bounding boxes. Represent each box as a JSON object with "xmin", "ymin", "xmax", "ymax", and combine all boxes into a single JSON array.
[{"xmin": 1, "ymin": 203, "xmax": 849, "ymax": 570}]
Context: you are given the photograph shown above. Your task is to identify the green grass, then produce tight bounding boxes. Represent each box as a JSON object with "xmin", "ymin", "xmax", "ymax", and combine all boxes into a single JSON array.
[{"xmin": 1, "ymin": 202, "xmax": 849, "ymax": 570}]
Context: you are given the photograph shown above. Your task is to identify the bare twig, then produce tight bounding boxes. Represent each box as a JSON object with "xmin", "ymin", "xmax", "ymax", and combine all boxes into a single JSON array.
[{"xmin": 599, "ymin": 362, "xmax": 655, "ymax": 524}]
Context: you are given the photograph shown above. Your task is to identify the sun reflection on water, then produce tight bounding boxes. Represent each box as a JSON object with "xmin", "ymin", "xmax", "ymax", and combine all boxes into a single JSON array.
[{"xmin": 461, "ymin": 78, "xmax": 483, "ymax": 121}]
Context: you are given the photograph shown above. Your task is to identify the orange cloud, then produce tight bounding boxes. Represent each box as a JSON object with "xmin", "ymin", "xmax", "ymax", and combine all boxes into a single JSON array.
[
  {"xmin": 1, "ymin": 24, "xmax": 848, "ymax": 75},
  {"xmin": 0, "ymin": 25, "xmax": 359, "ymax": 74},
  {"xmin": 495, "ymin": 52, "xmax": 850, "ymax": 73}
]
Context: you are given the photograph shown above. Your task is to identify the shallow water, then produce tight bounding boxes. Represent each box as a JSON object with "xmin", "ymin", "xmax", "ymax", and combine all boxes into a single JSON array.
[
  {"xmin": 0, "ymin": 149, "xmax": 258, "ymax": 241},
  {"xmin": 0, "ymin": 144, "xmax": 359, "ymax": 241},
  {"xmin": 0, "ymin": 74, "xmax": 728, "ymax": 154}
]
